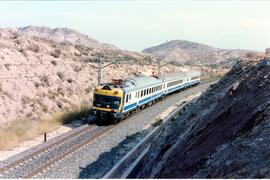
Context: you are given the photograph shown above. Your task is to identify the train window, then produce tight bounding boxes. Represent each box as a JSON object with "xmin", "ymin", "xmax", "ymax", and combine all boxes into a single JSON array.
[
  {"xmin": 129, "ymin": 94, "xmax": 131, "ymax": 100},
  {"xmin": 144, "ymin": 89, "xmax": 146, "ymax": 96},
  {"xmin": 141, "ymin": 90, "xmax": 143, "ymax": 97},
  {"xmin": 126, "ymin": 94, "xmax": 128, "ymax": 103}
]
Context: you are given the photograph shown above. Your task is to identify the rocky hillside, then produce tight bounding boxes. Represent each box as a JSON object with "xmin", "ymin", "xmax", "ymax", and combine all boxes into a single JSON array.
[
  {"xmin": 143, "ymin": 40, "xmax": 264, "ymax": 67},
  {"xmin": 136, "ymin": 58, "xmax": 270, "ymax": 178},
  {"xmin": 0, "ymin": 29, "xmax": 188, "ymax": 127},
  {"xmin": 16, "ymin": 26, "xmax": 118, "ymax": 50}
]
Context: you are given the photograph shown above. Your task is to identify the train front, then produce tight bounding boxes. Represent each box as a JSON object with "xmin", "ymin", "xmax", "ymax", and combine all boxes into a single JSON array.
[{"xmin": 93, "ymin": 83, "xmax": 123, "ymax": 123}]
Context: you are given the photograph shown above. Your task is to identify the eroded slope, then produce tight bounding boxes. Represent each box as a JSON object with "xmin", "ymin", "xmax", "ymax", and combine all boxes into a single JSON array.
[{"xmin": 136, "ymin": 58, "xmax": 270, "ymax": 178}]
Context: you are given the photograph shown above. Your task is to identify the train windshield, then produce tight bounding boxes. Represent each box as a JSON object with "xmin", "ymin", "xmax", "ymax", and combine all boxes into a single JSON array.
[{"xmin": 93, "ymin": 94, "xmax": 121, "ymax": 109}]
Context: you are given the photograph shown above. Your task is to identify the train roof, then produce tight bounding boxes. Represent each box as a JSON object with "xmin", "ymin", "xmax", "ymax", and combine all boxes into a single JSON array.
[
  {"xmin": 123, "ymin": 76, "xmax": 163, "ymax": 92},
  {"xmin": 158, "ymin": 71, "xmax": 201, "ymax": 81},
  {"xmin": 99, "ymin": 71, "xmax": 201, "ymax": 93}
]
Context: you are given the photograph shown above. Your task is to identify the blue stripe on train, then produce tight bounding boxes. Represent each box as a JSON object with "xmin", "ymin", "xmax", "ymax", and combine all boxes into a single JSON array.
[
  {"xmin": 123, "ymin": 80, "xmax": 199, "ymax": 112},
  {"xmin": 123, "ymin": 92, "xmax": 162, "ymax": 112},
  {"xmin": 123, "ymin": 102, "xmax": 137, "ymax": 111},
  {"xmin": 165, "ymin": 80, "xmax": 200, "ymax": 94}
]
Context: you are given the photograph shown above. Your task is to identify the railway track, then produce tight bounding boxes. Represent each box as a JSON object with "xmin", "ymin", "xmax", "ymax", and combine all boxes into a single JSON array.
[
  {"xmin": 103, "ymin": 97, "xmax": 192, "ymax": 178},
  {"xmin": 0, "ymin": 124, "xmax": 96, "ymax": 177},
  {"xmin": 22, "ymin": 99, "xmax": 168, "ymax": 178},
  {"xmin": 0, "ymin": 80, "xmax": 215, "ymax": 178},
  {"xmin": 0, "ymin": 93, "xmax": 162, "ymax": 178}
]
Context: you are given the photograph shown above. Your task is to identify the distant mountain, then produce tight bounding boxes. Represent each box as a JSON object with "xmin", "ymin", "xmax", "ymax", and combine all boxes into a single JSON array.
[
  {"xmin": 17, "ymin": 26, "xmax": 118, "ymax": 50},
  {"xmin": 143, "ymin": 40, "xmax": 260, "ymax": 67}
]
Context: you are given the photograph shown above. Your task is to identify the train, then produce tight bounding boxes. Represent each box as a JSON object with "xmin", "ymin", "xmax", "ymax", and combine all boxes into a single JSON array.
[{"xmin": 92, "ymin": 71, "xmax": 201, "ymax": 124}]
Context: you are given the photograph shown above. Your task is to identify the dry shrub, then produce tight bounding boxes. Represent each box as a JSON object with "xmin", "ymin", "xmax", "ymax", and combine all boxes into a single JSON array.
[
  {"xmin": 84, "ymin": 86, "xmax": 93, "ymax": 94},
  {"xmin": 18, "ymin": 47, "xmax": 24, "ymax": 52},
  {"xmin": 51, "ymin": 105, "xmax": 92, "ymax": 125},
  {"xmin": 40, "ymin": 75, "xmax": 50, "ymax": 87},
  {"xmin": 47, "ymin": 90, "xmax": 58, "ymax": 100},
  {"xmin": 67, "ymin": 78, "xmax": 73, "ymax": 83},
  {"xmin": 28, "ymin": 44, "xmax": 40, "ymax": 53},
  {"xmin": 74, "ymin": 52, "xmax": 81, "ymax": 57},
  {"xmin": 75, "ymin": 44, "xmax": 89, "ymax": 56},
  {"xmin": 72, "ymin": 65, "xmax": 82, "ymax": 73},
  {"xmin": 50, "ymin": 49, "xmax": 61, "ymax": 58},
  {"xmin": 10, "ymin": 32, "xmax": 19, "ymax": 39},
  {"xmin": 51, "ymin": 60, "xmax": 57, "ymax": 66},
  {"xmin": 57, "ymin": 87, "xmax": 65, "ymax": 96},
  {"xmin": 21, "ymin": 95, "xmax": 31, "ymax": 105},
  {"xmin": 57, "ymin": 72, "xmax": 65, "ymax": 80},
  {"xmin": 4, "ymin": 63, "xmax": 10, "ymax": 70},
  {"xmin": 0, "ymin": 103, "xmax": 92, "ymax": 150},
  {"xmin": 152, "ymin": 118, "xmax": 163, "ymax": 127},
  {"xmin": 0, "ymin": 119, "xmax": 59, "ymax": 150}
]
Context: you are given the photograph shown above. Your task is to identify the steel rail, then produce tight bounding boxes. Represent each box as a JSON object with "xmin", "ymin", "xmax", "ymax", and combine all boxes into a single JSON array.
[
  {"xmin": 22, "ymin": 90, "xmax": 177, "ymax": 178},
  {"xmin": 0, "ymin": 125, "xmax": 96, "ymax": 174}
]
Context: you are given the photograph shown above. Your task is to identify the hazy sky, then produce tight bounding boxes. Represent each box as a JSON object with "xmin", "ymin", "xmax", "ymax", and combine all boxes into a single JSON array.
[{"xmin": 0, "ymin": 1, "xmax": 270, "ymax": 51}]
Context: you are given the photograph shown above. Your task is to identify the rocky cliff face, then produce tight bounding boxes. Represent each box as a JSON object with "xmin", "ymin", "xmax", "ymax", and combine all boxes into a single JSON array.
[
  {"xmin": 143, "ymin": 40, "xmax": 263, "ymax": 67},
  {"xmin": 136, "ymin": 58, "xmax": 270, "ymax": 178}
]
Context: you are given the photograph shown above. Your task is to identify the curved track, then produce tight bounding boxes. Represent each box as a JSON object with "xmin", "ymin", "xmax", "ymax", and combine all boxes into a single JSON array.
[{"xmin": 0, "ymin": 81, "xmax": 214, "ymax": 178}]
